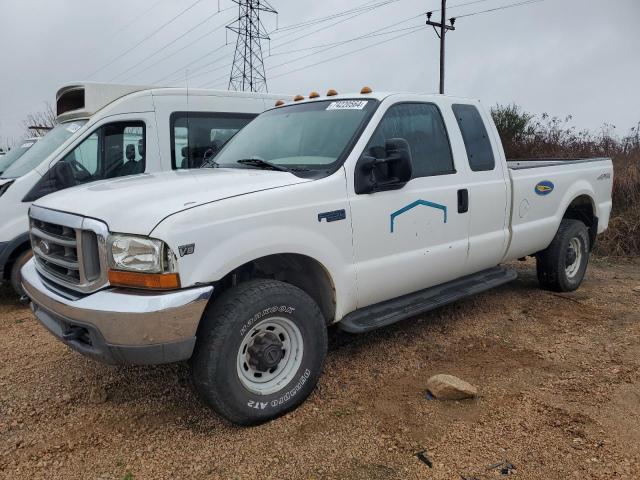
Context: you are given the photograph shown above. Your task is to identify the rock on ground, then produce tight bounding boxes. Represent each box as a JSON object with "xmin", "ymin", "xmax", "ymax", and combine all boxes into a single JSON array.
[{"xmin": 426, "ymin": 374, "xmax": 478, "ymax": 400}]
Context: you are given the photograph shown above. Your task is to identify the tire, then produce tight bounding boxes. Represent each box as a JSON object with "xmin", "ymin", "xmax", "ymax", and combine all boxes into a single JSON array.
[
  {"xmin": 191, "ymin": 279, "xmax": 328, "ymax": 426},
  {"xmin": 10, "ymin": 249, "xmax": 33, "ymax": 297},
  {"xmin": 536, "ymin": 219, "xmax": 590, "ymax": 292}
]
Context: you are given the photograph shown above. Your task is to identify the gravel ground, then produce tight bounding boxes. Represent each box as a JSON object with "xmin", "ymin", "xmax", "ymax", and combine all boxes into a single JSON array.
[{"xmin": 1, "ymin": 257, "xmax": 639, "ymax": 479}]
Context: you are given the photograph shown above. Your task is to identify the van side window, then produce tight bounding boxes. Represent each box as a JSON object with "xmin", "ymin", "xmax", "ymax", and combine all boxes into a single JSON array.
[
  {"xmin": 170, "ymin": 112, "xmax": 256, "ymax": 169},
  {"xmin": 364, "ymin": 103, "xmax": 454, "ymax": 178},
  {"xmin": 452, "ymin": 104, "xmax": 495, "ymax": 171},
  {"xmin": 56, "ymin": 121, "xmax": 145, "ymax": 189}
]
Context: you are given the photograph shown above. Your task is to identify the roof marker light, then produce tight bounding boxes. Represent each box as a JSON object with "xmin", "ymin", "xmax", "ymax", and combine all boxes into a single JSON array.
[
  {"xmin": 360, "ymin": 86, "xmax": 373, "ymax": 94},
  {"xmin": 294, "ymin": 94, "xmax": 305, "ymax": 101},
  {"xmin": 326, "ymin": 89, "xmax": 338, "ymax": 97},
  {"xmin": 309, "ymin": 91, "xmax": 320, "ymax": 99},
  {"xmin": 275, "ymin": 99, "xmax": 285, "ymax": 106}
]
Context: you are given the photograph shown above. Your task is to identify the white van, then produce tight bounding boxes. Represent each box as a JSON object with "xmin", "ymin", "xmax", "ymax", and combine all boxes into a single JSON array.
[
  {"xmin": 0, "ymin": 83, "xmax": 290, "ymax": 295},
  {"xmin": 0, "ymin": 137, "xmax": 40, "ymax": 176}
]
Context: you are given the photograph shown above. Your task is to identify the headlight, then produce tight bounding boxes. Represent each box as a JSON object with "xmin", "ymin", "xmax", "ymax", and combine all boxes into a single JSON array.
[{"xmin": 107, "ymin": 234, "xmax": 180, "ymax": 290}]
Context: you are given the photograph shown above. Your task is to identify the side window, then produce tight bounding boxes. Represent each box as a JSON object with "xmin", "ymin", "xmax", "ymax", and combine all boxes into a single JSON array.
[
  {"xmin": 452, "ymin": 104, "xmax": 495, "ymax": 171},
  {"xmin": 57, "ymin": 121, "xmax": 145, "ymax": 188},
  {"xmin": 364, "ymin": 103, "xmax": 454, "ymax": 178},
  {"xmin": 171, "ymin": 112, "xmax": 256, "ymax": 169}
]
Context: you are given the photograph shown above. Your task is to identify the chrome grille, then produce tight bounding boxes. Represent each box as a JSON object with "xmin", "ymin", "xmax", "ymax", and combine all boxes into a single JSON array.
[{"xmin": 29, "ymin": 206, "xmax": 109, "ymax": 294}]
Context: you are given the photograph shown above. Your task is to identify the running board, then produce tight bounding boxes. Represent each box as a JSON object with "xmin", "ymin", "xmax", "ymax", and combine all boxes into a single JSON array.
[{"xmin": 339, "ymin": 266, "xmax": 517, "ymax": 333}]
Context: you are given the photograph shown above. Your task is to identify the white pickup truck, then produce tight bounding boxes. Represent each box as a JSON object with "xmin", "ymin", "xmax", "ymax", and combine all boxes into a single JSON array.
[{"xmin": 22, "ymin": 89, "xmax": 613, "ymax": 425}]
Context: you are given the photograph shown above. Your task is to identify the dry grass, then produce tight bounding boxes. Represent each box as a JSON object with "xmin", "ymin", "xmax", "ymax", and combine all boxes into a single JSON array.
[{"xmin": 492, "ymin": 105, "xmax": 640, "ymax": 256}]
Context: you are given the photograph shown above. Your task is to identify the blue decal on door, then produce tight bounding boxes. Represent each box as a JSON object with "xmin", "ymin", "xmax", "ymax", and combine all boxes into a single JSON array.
[
  {"xmin": 390, "ymin": 200, "xmax": 448, "ymax": 233},
  {"xmin": 535, "ymin": 180, "xmax": 554, "ymax": 196}
]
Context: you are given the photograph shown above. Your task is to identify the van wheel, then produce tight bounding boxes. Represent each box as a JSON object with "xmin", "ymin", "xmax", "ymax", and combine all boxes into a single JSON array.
[
  {"xmin": 10, "ymin": 250, "xmax": 33, "ymax": 297},
  {"xmin": 191, "ymin": 279, "xmax": 327, "ymax": 426},
  {"xmin": 536, "ymin": 219, "xmax": 590, "ymax": 292}
]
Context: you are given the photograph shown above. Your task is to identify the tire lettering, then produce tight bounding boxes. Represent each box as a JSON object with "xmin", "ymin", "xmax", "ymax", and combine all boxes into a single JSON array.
[{"xmin": 239, "ymin": 305, "xmax": 296, "ymax": 336}]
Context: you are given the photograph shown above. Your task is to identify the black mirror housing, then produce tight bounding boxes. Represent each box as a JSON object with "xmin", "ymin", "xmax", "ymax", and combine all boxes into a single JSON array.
[{"xmin": 355, "ymin": 137, "xmax": 413, "ymax": 194}]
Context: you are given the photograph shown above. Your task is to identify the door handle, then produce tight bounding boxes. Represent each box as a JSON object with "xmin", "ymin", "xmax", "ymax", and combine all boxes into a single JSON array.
[{"xmin": 457, "ymin": 189, "xmax": 469, "ymax": 213}]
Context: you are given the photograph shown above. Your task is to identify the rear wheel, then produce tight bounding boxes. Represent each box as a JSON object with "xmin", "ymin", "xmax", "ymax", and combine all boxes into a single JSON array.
[
  {"xmin": 191, "ymin": 279, "xmax": 327, "ymax": 426},
  {"xmin": 10, "ymin": 249, "xmax": 33, "ymax": 297},
  {"xmin": 536, "ymin": 219, "xmax": 590, "ymax": 292}
]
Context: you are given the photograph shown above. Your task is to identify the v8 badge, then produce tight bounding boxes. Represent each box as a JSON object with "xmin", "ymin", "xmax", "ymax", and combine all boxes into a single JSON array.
[{"xmin": 178, "ymin": 243, "xmax": 195, "ymax": 257}]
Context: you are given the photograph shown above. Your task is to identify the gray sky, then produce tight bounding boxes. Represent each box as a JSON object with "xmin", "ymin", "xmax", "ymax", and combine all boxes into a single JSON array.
[{"xmin": 1, "ymin": 0, "xmax": 639, "ymax": 146}]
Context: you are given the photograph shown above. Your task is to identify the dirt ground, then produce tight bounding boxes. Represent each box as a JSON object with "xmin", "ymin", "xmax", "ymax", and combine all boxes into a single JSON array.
[{"xmin": 1, "ymin": 257, "xmax": 639, "ymax": 480}]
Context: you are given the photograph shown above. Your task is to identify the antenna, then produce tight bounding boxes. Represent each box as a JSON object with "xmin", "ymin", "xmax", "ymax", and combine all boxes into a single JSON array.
[{"xmin": 226, "ymin": 0, "xmax": 277, "ymax": 93}]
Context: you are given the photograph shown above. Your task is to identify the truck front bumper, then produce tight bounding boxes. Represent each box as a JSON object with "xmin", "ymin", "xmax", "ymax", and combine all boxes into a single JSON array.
[{"xmin": 21, "ymin": 260, "xmax": 214, "ymax": 365}]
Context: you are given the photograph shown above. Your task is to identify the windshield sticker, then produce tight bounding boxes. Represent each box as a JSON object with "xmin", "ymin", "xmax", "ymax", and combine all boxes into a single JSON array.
[
  {"xmin": 326, "ymin": 100, "xmax": 368, "ymax": 111},
  {"xmin": 66, "ymin": 123, "xmax": 83, "ymax": 134},
  {"xmin": 20, "ymin": 142, "xmax": 35, "ymax": 148}
]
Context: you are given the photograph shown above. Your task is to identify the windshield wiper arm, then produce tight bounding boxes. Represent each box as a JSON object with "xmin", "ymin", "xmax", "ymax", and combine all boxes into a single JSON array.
[{"xmin": 236, "ymin": 158, "xmax": 293, "ymax": 172}]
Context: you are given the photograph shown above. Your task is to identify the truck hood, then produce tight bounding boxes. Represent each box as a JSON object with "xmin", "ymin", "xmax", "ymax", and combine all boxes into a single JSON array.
[{"xmin": 33, "ymin": 168, "xmax": 311, "ymax": 235}]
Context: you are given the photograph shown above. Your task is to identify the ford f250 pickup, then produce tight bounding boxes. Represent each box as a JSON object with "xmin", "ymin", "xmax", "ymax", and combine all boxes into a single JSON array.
[{"xmin": 22, "ymin": 89, "xmax": 613, "ymax": 425}]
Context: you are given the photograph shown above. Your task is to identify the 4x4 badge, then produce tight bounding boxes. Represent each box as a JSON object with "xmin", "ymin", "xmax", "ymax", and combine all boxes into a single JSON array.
[{"xmin": 178, "ymin": 244, "xmax": 195, "ymax": 257}]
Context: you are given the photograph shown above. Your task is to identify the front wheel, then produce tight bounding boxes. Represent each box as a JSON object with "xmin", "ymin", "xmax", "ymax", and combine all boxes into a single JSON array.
[
  {"xmin": 536, "ymin": 219, "xmax": 590, "ymax": 292},
  {"xmin": 191, "ymin": 279, "xmax": 327, "ymax": 426}
]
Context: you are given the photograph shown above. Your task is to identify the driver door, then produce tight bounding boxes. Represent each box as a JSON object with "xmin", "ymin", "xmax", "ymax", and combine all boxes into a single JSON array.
[{"xmin": 349, "ymin": 102, "xmax": 470, "ymax": 308}]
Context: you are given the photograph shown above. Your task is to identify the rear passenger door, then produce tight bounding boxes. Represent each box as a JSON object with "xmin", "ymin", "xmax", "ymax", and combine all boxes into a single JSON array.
[
  {"xmin": 349, "ymin": 102, "xmax": 470, "ymax": 308},
  {"xmin": 451, "ymin": 103, "xmax": 509, "ymax": 272}
]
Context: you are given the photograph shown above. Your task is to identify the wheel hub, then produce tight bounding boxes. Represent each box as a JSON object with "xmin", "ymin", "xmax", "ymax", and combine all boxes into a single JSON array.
[
  {"xmin": 566, "ymin": 246, "xmax": 577, "ymax": 266},
  {"xmin": 247, "ymin": 332, "xmax": 285, "ymax": 372}
]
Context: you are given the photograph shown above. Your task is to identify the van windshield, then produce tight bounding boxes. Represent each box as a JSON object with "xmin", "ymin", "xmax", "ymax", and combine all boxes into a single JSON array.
[
  {"xmin": 1, "ymin": 121, "xmax": 87, "ymax": 179},
  {"xmin": 211, "ymin": 99, "xmax": 378, "ymax": 176},
  {"xmin": 0, "ymin": 139, "xmax": 38, "ymax": 175}
]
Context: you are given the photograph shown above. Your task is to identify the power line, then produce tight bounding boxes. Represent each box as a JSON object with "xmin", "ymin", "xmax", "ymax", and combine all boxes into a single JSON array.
[
  {"xmin": 111, "ymin": 5, "xmax": 234, "ymax": 82},
  {"xmin": 154, "ymin": 0, "xmax": 404, "ymax": 86},
  {"xmin": 87, "ymin": 0, "xmax": 207, "ymax": 79},
  {"xmin": 454, "ymin": 0, "xmax": 544, "ymax": 18},
  {"xmin": 266, "ymin": 27, "xmax": 426, "ymax": 82},
  {"xmin": 202, "ymin": 11, "xmax": 425, "ymax": 87},
  {"xmin": 271, "ymin": 0, "xmax": 397, "ymax": 35},
  {"xmin": 209, "ymin": 0, "xmax": 547, "ymax": 88},
  {"xmin": 116, "ymin": 6, "xmax": 236, "ymax": 83}
]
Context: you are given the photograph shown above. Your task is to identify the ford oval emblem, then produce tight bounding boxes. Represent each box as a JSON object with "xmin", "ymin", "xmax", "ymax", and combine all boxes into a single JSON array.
[
  {"xmin": 39, "ymin": 239, "xmax": 51, "ymax": 255},
  {"xmin": 535, "ymin": 180, "xmax": 554, "ymax": 196}
]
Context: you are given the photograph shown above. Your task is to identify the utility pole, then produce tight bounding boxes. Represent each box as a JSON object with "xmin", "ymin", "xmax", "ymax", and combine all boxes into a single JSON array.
[
  {"xmin": 226, "ymin": 0, "xmax": 277, "ymax": 93},
  {"xmin": 426, "ymin": 0, "xmax": 456, "ymax": 94}
]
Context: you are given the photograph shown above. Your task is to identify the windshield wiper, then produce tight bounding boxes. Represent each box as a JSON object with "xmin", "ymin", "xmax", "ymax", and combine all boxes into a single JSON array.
[{"xmin": 236, "ymin": 158, "xmax": 308, "ymax": 172}]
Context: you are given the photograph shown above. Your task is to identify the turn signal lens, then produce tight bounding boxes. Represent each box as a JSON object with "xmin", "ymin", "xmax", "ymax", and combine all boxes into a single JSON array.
[
  {"xmin": 326, "ymin": 89, "xmax": 338, "ymax": 96},
  {"xmin": 108, "ymin": 270, "xmax": 181, "ymax": 290},
  {"xmin": 293, "ymin": 94, "xmax": 304, "ymax": 101},
  {"xmin": 360, "ymin": 86, "xmax": 373, "ymax": 94},
  {"xmin": 309, "ymin": 91, "xmax": 320, "ymax": 98},
  {"xmin": 275, "ymin": 99, "xmax": 285, "ymax": 106}
]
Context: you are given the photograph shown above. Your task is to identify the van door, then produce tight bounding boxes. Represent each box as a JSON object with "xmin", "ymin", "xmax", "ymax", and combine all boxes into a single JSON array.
[
  {"xmin": 349, "ymin": 102, "xmax": 470, "ymax": 308},
  {"xmin": 24, "ymin": 114, "xmax": 155, "ymax": 202},
  {"xmin": 451, "ymin": 103, "xmax": 509, "ymax": 272}
]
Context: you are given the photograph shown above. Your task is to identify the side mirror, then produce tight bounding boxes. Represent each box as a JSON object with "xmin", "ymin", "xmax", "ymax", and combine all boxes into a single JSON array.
[{"xmin": 354, "ymin": 138, "xmax": 413, "ymax": 194}]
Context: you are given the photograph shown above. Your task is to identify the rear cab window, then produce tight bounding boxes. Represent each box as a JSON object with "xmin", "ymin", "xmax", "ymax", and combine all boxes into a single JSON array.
[
  {"xmin": 170, "ymin": 112, "xmax": 256, "ymax": 169},
  {"xmin": 452, "ymin": 104, "xmax": 495, "ymax": 171}
]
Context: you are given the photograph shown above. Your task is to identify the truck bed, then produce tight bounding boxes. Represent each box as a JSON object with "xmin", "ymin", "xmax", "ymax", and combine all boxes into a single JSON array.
[
  {"xmin": 504, "ymin": 156, "xmax": 613, "ymax": 262},
  {"xmin": 507, "ymin": 157, "xmax": 611, "ymax": 170}
]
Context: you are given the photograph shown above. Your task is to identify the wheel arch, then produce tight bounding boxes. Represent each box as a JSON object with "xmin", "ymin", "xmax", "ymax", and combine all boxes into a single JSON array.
[
  {"xmin": 210, "ymin": 253, "xmax": 337, "ymax": 325},
  {"xmin": 562, "ymin": 194, "xmax": 597, "ymax": 250}
]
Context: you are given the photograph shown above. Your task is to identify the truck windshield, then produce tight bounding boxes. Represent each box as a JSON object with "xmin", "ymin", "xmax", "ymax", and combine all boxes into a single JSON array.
[
  {"xmin": 212, "ymin": 99, "xmax": 378, "ymax": 175},
  {"xmin": 1, "ymin": 121, "xmax": 87, "ymax": 179},
  {"xmin": 0, "ymin": 139, "xmax": 38, "ymax": 175}
]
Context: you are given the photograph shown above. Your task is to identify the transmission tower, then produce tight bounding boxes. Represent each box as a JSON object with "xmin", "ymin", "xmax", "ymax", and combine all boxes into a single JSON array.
[{"xmin": 227, "ymin": 0, "xmax": 277, "ymax": 92}]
